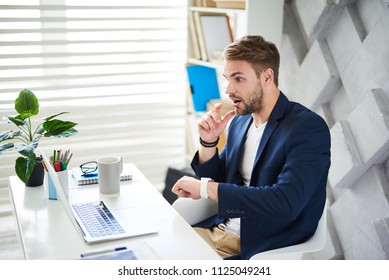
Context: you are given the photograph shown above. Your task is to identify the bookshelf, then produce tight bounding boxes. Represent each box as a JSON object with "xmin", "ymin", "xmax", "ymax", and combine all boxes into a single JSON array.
[
  {"xmin": 187, "ymin": 0, "xmax": 284, "ymax": 65},
  {"xmin": 185, "ymin": 0, "xmax": 284, "ymax": 157}
]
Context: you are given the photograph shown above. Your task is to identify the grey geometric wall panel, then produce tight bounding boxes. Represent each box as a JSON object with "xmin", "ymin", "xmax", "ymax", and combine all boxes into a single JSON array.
[{"xmin": 281, "ymin": 0, "xmax": 389, "ymax": 259}]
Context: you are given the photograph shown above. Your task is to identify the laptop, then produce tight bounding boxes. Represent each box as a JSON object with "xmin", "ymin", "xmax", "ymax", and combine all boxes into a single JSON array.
[{"xmin": 39, "ymin": 150, "xmax": 157, "ymax": 244}]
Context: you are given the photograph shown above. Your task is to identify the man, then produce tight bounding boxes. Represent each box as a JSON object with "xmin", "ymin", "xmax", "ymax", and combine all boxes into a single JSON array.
[{"xmin": 172, "ymin": 35, "xmax": 331, "ymax": 260}]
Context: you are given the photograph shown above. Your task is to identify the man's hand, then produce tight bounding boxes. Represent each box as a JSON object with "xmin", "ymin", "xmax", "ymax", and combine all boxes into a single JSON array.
[
  {"xmin": 172, "ymin": 176, "xmax": 219, "ymax": 202},
  {"xmin": 171, "ymin": 176, "xmax": 201, "ymax": 200},
  {"xmin": 198, "ymin": 103, "xmax": 235, "ymax": 142}
]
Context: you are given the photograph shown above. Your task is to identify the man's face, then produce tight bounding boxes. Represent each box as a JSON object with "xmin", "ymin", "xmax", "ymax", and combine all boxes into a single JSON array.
[{"xmin": 223, "ymin": 60, "xmax": 264, "ymax": 116}]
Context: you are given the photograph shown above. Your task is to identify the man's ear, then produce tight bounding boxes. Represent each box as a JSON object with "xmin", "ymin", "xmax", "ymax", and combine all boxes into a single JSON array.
[{"xmin": 262, "ymin": 68, "xmax": 274, "ymax": 85}]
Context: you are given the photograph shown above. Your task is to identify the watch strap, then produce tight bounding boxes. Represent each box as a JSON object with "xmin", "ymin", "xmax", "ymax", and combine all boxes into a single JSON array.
[{"xmin": 200, "ymin": 177, "xmax": 212, "ymax": 199}]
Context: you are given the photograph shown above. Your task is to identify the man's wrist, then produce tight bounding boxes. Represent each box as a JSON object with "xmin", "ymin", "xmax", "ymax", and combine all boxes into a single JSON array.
[
  {"xmin": 199, "ymin": 137, "xmax": 219, "ymax": 148},
  {"xmin": 200, "ymin": 177, "xmax": 213, "ymax": 199}
]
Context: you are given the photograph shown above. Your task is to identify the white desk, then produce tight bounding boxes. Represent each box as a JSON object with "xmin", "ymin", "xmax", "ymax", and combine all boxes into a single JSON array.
[{"xmin": 9, "ymin": 163, "xmax": 220, "ymax": 260}]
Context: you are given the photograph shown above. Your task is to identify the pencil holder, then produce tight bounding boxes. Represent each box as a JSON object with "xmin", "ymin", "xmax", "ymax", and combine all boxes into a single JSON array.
[{"xmin": 47, "ymin": 169, "xmax": 69, "ymax": 200}]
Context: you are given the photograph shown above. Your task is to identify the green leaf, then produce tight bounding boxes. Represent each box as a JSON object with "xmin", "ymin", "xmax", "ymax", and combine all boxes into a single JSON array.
[
  {"xmin": 42, "ymin": 119, "xmax": 78, "ymax": 137},
  {"xmin": 54, "ymin": 127, "xmax": 78, "ymax": 138},
  {"xmin": 0, "ymin": 130, "xmax": 21, "ymax": 142},
  {"xmin": 34, "ymin": 125, "xmax": 45, "ymax": 135},
  {"xmin": 43, "ymin": 112, "xmax": 69, "ymax": 122},
  {"xmin": 15, "ymin": 89, "xmax": 39, "ymax": 119},
  {"xmin": 15, "ymin": 141, "xmax": 38, "ymax": 158},
  {"xmin": 15, "ymin": 156, "xmax": 35, "ymax": 184},
  {"xmin": 0, "ymin": 143, "xmax": 14, "ymax": 154},
  {"xmin": 8, "ymin": 115, "xmax": 25, "ymax": 126}
]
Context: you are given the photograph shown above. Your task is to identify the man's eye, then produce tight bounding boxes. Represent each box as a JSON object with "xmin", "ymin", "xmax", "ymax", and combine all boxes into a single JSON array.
[{"xmin": 235, "ymin": 77, "xmax": 243, "ymax": 82}]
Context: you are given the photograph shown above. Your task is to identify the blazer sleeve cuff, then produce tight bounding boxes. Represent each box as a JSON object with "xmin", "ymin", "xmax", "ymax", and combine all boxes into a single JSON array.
[{"xmin": 191, "ymin": 150, "xmax": 220, "ymax": 179}]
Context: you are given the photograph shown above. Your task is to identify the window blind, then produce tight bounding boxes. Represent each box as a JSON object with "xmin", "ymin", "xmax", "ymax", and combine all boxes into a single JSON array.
[{"xmin": 0, "ymin": 0, "xmax": 188, "ymax": 191}]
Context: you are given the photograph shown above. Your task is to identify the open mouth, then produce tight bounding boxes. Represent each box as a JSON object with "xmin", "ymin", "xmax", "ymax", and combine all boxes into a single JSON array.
[{"xmin": 231, "ymin": 98, "xmax": 242, "ymax": 107}]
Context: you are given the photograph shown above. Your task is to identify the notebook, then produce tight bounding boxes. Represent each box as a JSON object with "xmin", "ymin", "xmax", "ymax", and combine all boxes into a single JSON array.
[
  {"xmin": 72, "ymin": 166, "xmax": 132, "ymax": 185},
  {"xmin": 79, "ymin": 241, "xmax": 159, "ymax": 260},
  {"xmin": 39, "ymin": 150, "xmax": 158, "ymax": 244}
]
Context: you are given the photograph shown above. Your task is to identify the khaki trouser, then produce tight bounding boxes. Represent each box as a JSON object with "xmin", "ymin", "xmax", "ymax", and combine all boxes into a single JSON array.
[{"xmin": 194, "ymin": 225, "xmax": 240, "ymax": 258}]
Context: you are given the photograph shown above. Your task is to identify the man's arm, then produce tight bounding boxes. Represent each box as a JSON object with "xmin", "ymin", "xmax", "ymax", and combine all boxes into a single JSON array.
[
  {"xmin": 171, "ymin": 103, "xmax": 235, "ymax": 201},
  {"xmin": 171, "ymin": 176, "xmax": 220, "ymax": 202}
]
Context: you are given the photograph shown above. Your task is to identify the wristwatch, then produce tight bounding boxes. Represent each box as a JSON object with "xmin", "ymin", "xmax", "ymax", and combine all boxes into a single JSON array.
[{"xmin": 200, "ymin": 177, "xmax": 213, "ymax": 199}]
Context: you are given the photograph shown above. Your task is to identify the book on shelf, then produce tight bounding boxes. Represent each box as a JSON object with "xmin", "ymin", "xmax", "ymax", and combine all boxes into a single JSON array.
[
  {"xmin": 193, "ymin": 0, "xmax": 203, "ymax": 6},
  {"xmin": 193, "ymin": 0, "xmax": 216, "ymax": 7},
  {"xmin": 188, "ymin": 11, "xmax": 202, "ymax": 60},
  {"xmin": 192, "ymin": 11, "xmax": 233, "ymax": 62},
  {"xmin": 186, "ymin": 65, "xmax": 220, "ymax": 112},
  {"xmin": 193, "ymin": 0, "xmax": 244, "ymax": 9},
  {"xmin": 213, "ymin": 0, "xmax": 246, "ymax": 9},
  {"xmin": 72, "ymin": 165, "xmax": 132, "ymax": 186}
]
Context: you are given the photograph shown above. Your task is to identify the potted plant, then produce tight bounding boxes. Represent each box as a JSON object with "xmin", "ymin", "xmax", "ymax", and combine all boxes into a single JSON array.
[{"xmin": 0, "ymin": 89, "xmax": 78, "ymax": 186}]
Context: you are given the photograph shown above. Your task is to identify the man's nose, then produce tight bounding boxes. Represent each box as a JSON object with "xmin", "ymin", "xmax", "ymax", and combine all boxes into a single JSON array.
[{"xmin": 225, "ymin": 82, "xmax": 235, "ymax": 95}]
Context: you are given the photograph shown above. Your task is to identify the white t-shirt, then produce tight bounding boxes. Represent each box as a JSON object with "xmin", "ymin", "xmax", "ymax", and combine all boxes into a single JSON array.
[{"xmin": 224, "ymin": 120, "xmax": 267, "ymax": 236}]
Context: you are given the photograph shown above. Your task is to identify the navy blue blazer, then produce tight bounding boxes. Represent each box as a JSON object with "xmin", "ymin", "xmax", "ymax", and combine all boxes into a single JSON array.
[{"xmin": 191, "ymin": 92, "xmax": 331, "ymax": 260}]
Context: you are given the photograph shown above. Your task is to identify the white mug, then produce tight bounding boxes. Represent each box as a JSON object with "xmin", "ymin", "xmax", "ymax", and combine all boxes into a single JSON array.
[{"xmin": 97, "ymin": 156, "xmax": 123, "ymax": 194}]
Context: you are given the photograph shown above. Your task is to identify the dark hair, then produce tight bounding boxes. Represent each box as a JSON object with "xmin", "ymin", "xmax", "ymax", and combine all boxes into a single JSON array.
[{"xmin": 222, "ymin": 35, "xmax": 280, "ymax": 86}]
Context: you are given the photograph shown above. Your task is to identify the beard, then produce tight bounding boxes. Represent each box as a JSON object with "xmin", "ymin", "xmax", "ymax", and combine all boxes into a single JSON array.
[{"xmin": 234, "ymin": 82, "xmax": 264, "ymax": 116}]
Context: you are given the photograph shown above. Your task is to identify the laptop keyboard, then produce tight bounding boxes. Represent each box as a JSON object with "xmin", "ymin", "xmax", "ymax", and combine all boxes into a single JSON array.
[{"xmin": 72, "ymin": 201, "xmax": 125, "ymax": 237}]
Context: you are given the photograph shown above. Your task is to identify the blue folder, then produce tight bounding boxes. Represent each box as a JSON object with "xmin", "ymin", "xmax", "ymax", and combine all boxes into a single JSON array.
[{"xmin": 186, "ymin": 65, "xmax": 220, "ymax": 112}]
